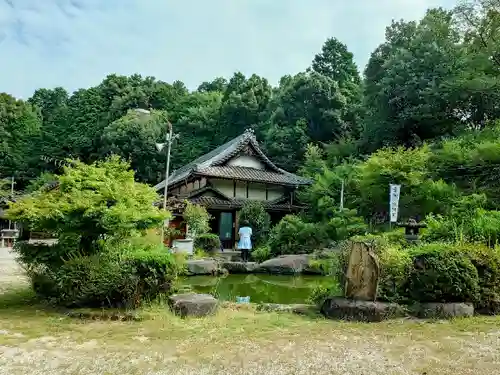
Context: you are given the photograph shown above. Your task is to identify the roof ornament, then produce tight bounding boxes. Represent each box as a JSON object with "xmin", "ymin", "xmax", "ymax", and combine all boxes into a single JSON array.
[{"xmin": 244, "ymin": 127, "xmax": 256, "ymax": 140}]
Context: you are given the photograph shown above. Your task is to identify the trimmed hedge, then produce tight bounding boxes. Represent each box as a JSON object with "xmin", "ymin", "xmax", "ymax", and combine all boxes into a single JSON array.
[
  {"xmin": 461, "ymin": 244, "xmax": 500, "ymax": 314},
  {"xmin": 30, "ymin": 247, "xmax": 182, "ymax": 308},
  {"xmin": 405, "ymin": 243, "xmax": 480, "ymax": 303}
]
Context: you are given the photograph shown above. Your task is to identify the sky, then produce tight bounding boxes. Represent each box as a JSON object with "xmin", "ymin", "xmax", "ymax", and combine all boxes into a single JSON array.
[{"xmin": 0, "ymin": 0, "xmax": 456, "ymax": 99}]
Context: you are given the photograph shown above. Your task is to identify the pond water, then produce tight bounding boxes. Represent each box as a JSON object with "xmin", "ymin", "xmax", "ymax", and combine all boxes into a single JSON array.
[{"xmin": 180, "ymin": 274, "xmax": 339, "ymax": 304}]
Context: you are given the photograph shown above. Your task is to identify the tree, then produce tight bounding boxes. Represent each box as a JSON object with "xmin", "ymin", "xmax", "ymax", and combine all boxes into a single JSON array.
[
  {"xmin": 355, "ymin": 145, "xmax": 457, "ymax": 222},
  {"xmin": 6, "ymin": 156, "xmax": 167, "ymax": 254},
  {"xmin": 263, "ymin": 118, "xmax": 309, "ymax": 171},
  {"xmin": 197, "ymin": 77, "xmax": 228, "ymax": 93},
  {"xmin": 362, "ymin": 9, "xmax": 467, "ymax": 150},
  {"xmin": 218, "ymin": 73, "xmax": 272, "ymax": 141},
  {"xmin": 239, "ymin": 201, "xmax": 271, "ymax": 247},
  {"xmin": 311, "ymin": 37, "xmax": 361, "ymax": 87},
  {"xmin": 100, "ymin": 109, "xmax": 167, "ymax": 184},
  {"xmin": 267, "ymin": 72, "xmax": 350, "ymax": 143},
  {"xmin": 0, "ymin": 93, "xmax": 42, "ymax": 182},
  {"xmin": 171, "ymin": 91, "xmax": 223, "ymax": 169}
]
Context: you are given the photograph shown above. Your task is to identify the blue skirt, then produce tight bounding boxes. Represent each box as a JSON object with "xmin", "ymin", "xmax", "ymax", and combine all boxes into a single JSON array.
[{"xmin": 238, "ymin": 237, "xmax": 252, "ymax": 250}]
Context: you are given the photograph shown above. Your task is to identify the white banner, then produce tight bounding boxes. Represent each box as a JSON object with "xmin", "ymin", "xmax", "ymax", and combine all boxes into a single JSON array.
[{"xmin": 389, "ymin": 184, "xmax": 401, "ymax": 223}]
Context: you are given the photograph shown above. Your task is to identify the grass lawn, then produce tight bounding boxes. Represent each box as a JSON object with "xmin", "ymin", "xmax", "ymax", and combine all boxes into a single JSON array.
[{"xmin": 1, "ymin": 286, "xmax": 500, "ymax": 375}]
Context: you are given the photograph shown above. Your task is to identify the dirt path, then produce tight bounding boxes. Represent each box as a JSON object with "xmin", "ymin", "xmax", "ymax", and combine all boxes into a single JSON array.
[{"xmin": 0, "ymin": 247, "xmax": 25, "ymax": 291}]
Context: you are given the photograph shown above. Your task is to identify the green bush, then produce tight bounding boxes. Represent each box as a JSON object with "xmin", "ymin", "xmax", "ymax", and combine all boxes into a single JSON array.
[
  {"xmin": 122, "ymin": 248, "xmax": 182, "ymax": 300},
  {"xmin": 324, "ymin": 209, "xmax": 367, "ymax": 241},
  {"xmin": 239, "ymin": 201, "xmax": 271, "ymax": 247},
  {"xmin": 31, "ymin": 255, "xmax": 139, "ymax": 308},
  {"xmin": 308, "ymin": 250, "xmax": 341, "ymax": 276},
  {"xmin": 30, "ymin": 243, "xmax": 182, "ymax": 308},
  {"xmin": 194, "ymin": 233, "xmax": 221, "ymax": 254},
  {"xmin": 251, "ymin": 245, "xmax": 272, "ymax": 263},
  {"xmin": 405, "ymin": 243, "xmax": 480, "ymax": 303},
  {"xmin": 377, "ymin": 245, "xmax": 412, "ymax": 302},
  {"xmin": 268, "ymin": 215, "xmax": 326, "ymax": 257},
  {"xmin": 308, "ymin": 282, "xmax": 342, "ymax": 307},
  {"xmin": 183, "ymin": 202, "xmax": 211, "ymax": 237},
  {"xmin": 460, "ymin": 244, "xmax": 500, "ymax": 314}
]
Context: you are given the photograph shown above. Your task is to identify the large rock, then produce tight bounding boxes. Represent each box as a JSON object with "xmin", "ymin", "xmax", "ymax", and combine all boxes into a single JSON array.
[
  {"xmin": 321, "ymin": 297, "xmax": 407, "ymax": 322},
  {"xmin": 344, "ymin": 241, "xmax": 380, "ymax": 301},
  {"xmin": 168, "ymin": 293, "xmax": 218, "ymax": 318},
  {"xmin": 414, "ymin": 302, "xmax": 474, "ymax": 319},
  {"xmin": 254, "ymin": 254, "xmax": 313, "ymax": 274},
  {"xmin": 186, "ymin": 259, "xmax": 222, "ymax": 276},
  {"xmin": 222, "ymin": 261, "xmax": 258, "ymax": 274}
]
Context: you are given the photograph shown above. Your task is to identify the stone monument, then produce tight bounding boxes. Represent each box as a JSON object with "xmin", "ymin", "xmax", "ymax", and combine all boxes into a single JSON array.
[
  {"xmin": 397, "ymin": 218, "xmax": 426, "ymax": 242},
  {"xmin": 344, "ymin": 241, "xmax": 380, "ymax": 301}
]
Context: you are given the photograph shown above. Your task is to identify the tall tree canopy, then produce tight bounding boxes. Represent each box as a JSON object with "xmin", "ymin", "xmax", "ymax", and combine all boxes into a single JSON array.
[{"xmin": 1, "ymin": 0, "xmax": 500, "ymax": 211}]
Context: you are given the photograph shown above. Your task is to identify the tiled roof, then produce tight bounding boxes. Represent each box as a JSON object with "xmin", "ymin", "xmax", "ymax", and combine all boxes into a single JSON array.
[
  {"xmin": 189, "ymin": 196, "xmax": 306, "ymax": 211},
  {"xmin": 154, "ymin": 128, "xmax": 311, "ymax": 190},
  {"xmin": 194, "ymin": 166, "xmax": 310, "ymax": 186}
]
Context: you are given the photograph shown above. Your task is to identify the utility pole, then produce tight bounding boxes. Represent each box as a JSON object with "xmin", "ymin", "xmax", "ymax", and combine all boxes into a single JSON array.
[
  {"xmin": 133, "ymin": 108, "xmax": 177, "ymax": 246},
  {"xmin": 160, "ymin": 120, "xmax": 173, "ymax": 246},
  {"xmin": 340, "ymin": 179, "xmax": 344, "ymax": 210},
  {"xmin": 8, "ymin": 177, "xmax": 14, "ymax": 230}
]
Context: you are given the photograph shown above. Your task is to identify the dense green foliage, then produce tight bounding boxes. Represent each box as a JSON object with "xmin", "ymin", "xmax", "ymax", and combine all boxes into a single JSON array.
[
  {"xmin": 405, "ymin": 243, "xmax": 481, "ymax": 303},
  {"xmin": 183, "ymin": 202, "xmax": 211, "ymax": 238},
  {"xmin": 8, "ymin": 158, "xmax": 181, "ymax": 308},
  {"xmin": 239, "ymin": 201, "xmax": 271, "ymax": 248},
  {"xmin": 7, "ymin": 156, "xmax": 168, "ymax": 255},
  {"xmin": 194, "ymin": 233, "xmax": 221, "ymax": 254},
  {"xmin": 3, "ymin": 0, "xmax": 500, "ymax": 311},
  {"xmin": 268, "ymin": 215, "xmax": 326, "ymax": 257}
]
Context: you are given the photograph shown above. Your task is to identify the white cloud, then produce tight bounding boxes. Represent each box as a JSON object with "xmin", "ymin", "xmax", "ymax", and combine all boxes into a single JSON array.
[{"xmin": 0, "ymin": 0, "xmax": 456, "ymax": 98}]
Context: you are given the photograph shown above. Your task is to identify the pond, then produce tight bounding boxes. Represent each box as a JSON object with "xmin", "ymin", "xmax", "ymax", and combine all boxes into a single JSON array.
[{"xmin": 180, "ymin": 274, "xmax": 340, "ymax": 304}]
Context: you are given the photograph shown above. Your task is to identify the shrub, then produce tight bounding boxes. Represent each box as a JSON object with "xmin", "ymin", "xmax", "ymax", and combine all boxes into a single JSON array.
[
  {"xmin": 31, "ymin": 255, "xmax": 139, "ymax": 308},
  {"xmin": 405, "ymin": 243, "xmax": 480, "ymax": 303},
  {"xmin": 308, "ymin": 250, "xmax": 341, "ymax": 276},
  {"xmin": 183, "ymin": 202, "xmax": 211, "ymax": 238},
  {"xmin": 251, "ymin": 245, "xmax": 272, "ymax": 263},
  {"xmin": 239, "ymin": 201, "xmax": 271, "ymax": 247},
  {"xmin": 268, "ymin": 215, "xmax": 327, "ymax": 257},
  {"xmin": 460, "ymin": 244, "xmax": 500, "ymax": 314},
  {"xmin": 377, "ymin": 245, "xmax": 412, "ymax": 302},
  {"xmin": 308, "ymin": 282, "xmax": 342, "ymax": 307},
  {"xmin": 325, "ymin": 209, "xmax": 367, "ymax": 241},
  {"xmin": 6, "ymin": 156, "xmax": 168, "ymax": 255},
  {"xmin": 122, "ymin": 247, "xmax": 182, "ymax": 300},
  {"xmin": 30, "ymin": 242, "xmax": 183, "ymax": 308},
  {"xmin": 194, "ymin": 233, "xmax": 221, "ymax": 254},
  {"xmin": 14, "ymin": 239, "xmax": 78, "ymax": 269}
]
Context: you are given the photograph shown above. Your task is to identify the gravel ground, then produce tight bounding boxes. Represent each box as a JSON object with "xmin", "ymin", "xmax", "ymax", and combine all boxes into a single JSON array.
[
  {"xmin": 0, "ymin": 247, "xmax": 26, "ymax": 291},
  {"xmin": 1, "ymin": 247, "xmax": 500, "ymax": 375}
]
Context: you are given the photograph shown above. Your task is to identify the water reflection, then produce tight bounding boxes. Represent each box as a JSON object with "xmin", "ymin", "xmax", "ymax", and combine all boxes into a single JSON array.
[{"xmin": 181, "ymin": 274, "xmax": 338, "ymax": 304}]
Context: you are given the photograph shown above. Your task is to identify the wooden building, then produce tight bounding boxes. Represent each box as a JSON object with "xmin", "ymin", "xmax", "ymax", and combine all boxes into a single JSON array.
[{"xmin": 154, "ymin": 128, "xmax": 312, "ymax": 249}]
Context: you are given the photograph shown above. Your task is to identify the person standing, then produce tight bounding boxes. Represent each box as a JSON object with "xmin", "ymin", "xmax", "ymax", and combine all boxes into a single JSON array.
[{"xmin": 237, "ymin": 220, "xmax": 253, "ymax": 262}]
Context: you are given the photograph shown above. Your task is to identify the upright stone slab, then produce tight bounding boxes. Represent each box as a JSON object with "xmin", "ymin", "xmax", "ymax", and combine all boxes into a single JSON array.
[{"xmin": 344, "ymin": 241, "xmax": 380, "ymax": 301}]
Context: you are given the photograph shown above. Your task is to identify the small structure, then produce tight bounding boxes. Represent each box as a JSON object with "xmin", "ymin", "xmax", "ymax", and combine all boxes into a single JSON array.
[
  {"xmin": 0, "ymin": 197, "xmax": 18, "ymax": 248},
  {"xmin": 397, "ymin": 219, "xmax": 426, "ymax": 242},
  {"xmin": 155, "ymin": 128, "xmax": 311, "ymax": 249}
]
